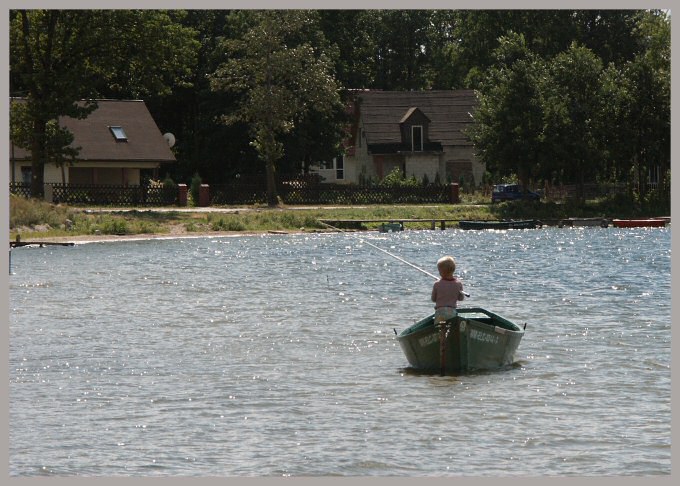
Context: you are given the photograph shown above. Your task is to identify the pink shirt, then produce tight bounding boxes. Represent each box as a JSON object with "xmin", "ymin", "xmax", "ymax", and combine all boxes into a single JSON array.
[{"xmin": 431, "ymin": 277, "xmax": 464, "ymax": 309}]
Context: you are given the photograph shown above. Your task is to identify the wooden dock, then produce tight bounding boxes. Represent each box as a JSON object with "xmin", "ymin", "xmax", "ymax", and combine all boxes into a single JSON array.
[{"xmin": 10, "ymin": 240, "xmax": 75, "ymax": 248}]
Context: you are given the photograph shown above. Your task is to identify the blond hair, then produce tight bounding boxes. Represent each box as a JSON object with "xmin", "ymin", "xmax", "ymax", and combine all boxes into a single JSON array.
[{"xmin": 437, "ymin": 255, "xmax": 456, "ymax": 275}]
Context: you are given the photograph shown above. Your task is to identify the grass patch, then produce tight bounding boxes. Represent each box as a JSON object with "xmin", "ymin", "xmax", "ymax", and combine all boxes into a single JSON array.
[
  {"xmin": 9, "ymin": 193, "xmax": 668, "ymax": 240},
  {"xmin": 10, "ymin": 196, "xmax": 170, "ymax": 239},
  {"xmin": 9, "ymin": 195, "xmax": 77, "ymax": 229}
]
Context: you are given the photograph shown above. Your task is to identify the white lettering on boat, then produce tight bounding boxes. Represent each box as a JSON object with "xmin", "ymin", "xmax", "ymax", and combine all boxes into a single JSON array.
[
  {"xmin": 418, "ymin": 333, "xmax": 439, "ymax": 347},
  {"xmin": 470, "ymin": 329, "xmax": 499, "ymax": 345}
]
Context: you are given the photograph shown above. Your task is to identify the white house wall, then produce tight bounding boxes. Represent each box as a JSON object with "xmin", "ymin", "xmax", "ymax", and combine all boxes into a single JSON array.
[
  {"xmin": 11, "ymin": 161, "xmax": 157, "ymax": 185},
  {"xmin": 405, "ymin": 153, "xmax": 440, "ymax": 183},
  {"xmin": 344, "ymin": 119, "xmax": 377, "ymax": 183},
  {"xmin": 9, "ymin": 162, "xmax": 30, "ymax": 183},
  {"xmin": 442, "ymin": 145, "xmax": 484, "ymax": 185},
  {"xmin": 69, "ymin": 167, "xmax": 141, "ymax": 185},
  {"xmin": 314, "ymin": 168, "xmax": 338, "ymax": 184},
  {"xmin": 44, "ymin": 163, "xmax": 63, "ymax": 184},
  {"xmin": 344, "ymin": 121, "xmax": 484, "ymax": 186}
]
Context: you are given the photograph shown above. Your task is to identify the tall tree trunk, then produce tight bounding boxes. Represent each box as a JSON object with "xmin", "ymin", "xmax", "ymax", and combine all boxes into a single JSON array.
[
  {"xmin": 266, "ymin": 159, "xmax": 278, "ymax": 206},
  {"xmin": 637, "ymin": 161, "xmax": 647, "ymax": 199}
]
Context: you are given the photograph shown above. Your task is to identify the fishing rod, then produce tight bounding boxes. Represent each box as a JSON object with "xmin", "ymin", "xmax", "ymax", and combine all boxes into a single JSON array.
[{"xmin": 318, "ymin": 221, "xmax": 469, "ymax": 296}]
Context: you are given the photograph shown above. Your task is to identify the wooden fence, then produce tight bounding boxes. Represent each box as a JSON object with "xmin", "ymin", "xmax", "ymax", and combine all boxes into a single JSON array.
[
  {"xmin": 210, "ymin": 180, "xmax": 453, "ymax": 205},
  {"xmin": 10, "ymin": 180, "xmax": 633, "ymax": 207},
  {"xmin": 10, "ymin": 183, "xmax": 178, "ymax": 206},
  {"xmin": 9, "ymin": 183, "xmax": 32, "ymax": 199},
  {"xmin": 542, "ymin": 182, "xmax": 627, "ymax": 200}
]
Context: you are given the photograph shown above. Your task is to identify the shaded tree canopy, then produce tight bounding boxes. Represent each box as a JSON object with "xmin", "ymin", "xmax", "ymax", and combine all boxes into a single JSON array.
[
  {"xmin": 209, "ymin": 10, "xmax": 342, "ymax": 205},
  {"xmin": 9, "ymin": 9, "xmax": 199, "ymax": 195},
  {"xmin": 8, "ymin": 9, "xmax": 670, "ymax": 207}
]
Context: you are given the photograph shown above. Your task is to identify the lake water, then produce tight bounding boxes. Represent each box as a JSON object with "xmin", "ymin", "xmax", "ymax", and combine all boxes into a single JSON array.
[{"xmin": 8, "ymin": 226, "xmax": 671, "ymax": 477}]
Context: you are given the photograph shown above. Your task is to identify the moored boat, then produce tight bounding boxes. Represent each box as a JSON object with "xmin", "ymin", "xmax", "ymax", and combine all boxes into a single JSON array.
[
  {"xmin": 612, "ymin": 218, "xmax": 667, "ymax": 228},
  {"xmin": 559, "ymin": 218, "xmax": 609, "ymax": 228},
  {"xmin": 396, "ymin": 307, "xmax": 524, "ymax": 373},
  {"xmin": 458, "ymin": 219, "xmax": 541, "ymax": 230},
  {"xmin": 379, "ymin": 222, "xmax": 404, "ymax": 232}
]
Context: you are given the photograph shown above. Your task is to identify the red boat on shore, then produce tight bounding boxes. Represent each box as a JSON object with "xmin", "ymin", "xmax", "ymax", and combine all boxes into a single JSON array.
[{"xmin": 612, "ymin": 218, "xmax": 667, "ymax": 228}]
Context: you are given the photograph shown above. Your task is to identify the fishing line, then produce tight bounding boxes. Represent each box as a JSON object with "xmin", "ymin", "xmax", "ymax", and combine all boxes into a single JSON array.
[
  {"xmin": 319, "ymin": 221, "xmax": 439, "ymax": 281},
  {"xmin": 319, "ymin": 220, "xmax": 470, "ymax": 298}
]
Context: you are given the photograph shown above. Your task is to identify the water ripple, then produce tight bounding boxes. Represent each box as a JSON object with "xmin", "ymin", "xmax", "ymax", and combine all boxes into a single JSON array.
[{"xmin": 9, "ymin": 228, "xmax": 671, "ymax": 476}]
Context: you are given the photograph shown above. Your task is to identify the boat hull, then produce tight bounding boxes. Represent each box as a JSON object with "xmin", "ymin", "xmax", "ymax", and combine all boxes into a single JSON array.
[
  {"xmin": 559, "ymin": 218, "xmax": 609, "ymax": 228},
  {"xmin": 458, "ymin": 220, "xmax": 540, "ymax": 230},
  {"xmin": 612, "ymin": 219, "xmax": 666, "ymax": 228},
  {"xmin": 396, "ymin": 307, "xmax": 524, "ymax": 372}
]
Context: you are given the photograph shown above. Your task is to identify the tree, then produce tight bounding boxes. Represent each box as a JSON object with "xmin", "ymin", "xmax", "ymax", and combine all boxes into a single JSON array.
[
  {"xmin": 597, "ymin": 47, "xmax": 670, "ymax": 198},
  {"xmin": 9, "ymin": 10, "xmax": 199, "ymax": 197},
  {"xmin": 371, "ymin": 10, "xmax": 433, "ymax": 90},
  {"xmin": 317, "ymin": 10, "xmax": 378, "ymax": 90},
  {"xmin": 468, "ymin": 33, "xmax": 547, "ymax": 191},
  {"xmin": 143, "ymin": 10, "xmax": 255, "ymax": 185},
  {"xmin": 624, "ymin": 10, "xmax": 670, "ymax": 198},
  {"xmin": 10, "ymin": 99, "xmax": 79, "ymax": 184},
  {"xmin": 209, "ymin": 10, "xmax": 342, "ymax": 205},
  {"xmin": 451, "ymin": 10, "xmax": 578, "ymax": 89},
  {"xmin": 541, "ymin": 43, "xmax": 604, "ymax": 199}
]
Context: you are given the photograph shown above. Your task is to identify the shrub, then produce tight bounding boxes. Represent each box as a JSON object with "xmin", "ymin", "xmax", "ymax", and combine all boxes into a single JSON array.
[
  {"xmin": 98, "ymin": 218, "xmax": 129, "ymax": 235},
  {"xmin": 10, "ymin": 194, "xmax": 76, "ymax": 229},
  {"xmin": 190, "ymin": 173, "xmax": 202, "ymax": 205},
  {"xmin": 379, "ymin": 167, "xmax": 421, "ymax": 188},
  {"xmin": 162, "ymin": 177, "xmax": 178, "ymax": 204},
  {"xmin": 211, "ymin": 216, "xmax": 247, "ymax": 231}
]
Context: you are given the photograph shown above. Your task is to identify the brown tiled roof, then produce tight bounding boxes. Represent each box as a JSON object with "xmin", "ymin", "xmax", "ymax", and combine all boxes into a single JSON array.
[
  {"xmin": 10, "ymin": 99, "xmax": 176, "ymax": 163},
  {"xmin": 355, "ymin": 90, "xmax": 477, "ymax": 147}
]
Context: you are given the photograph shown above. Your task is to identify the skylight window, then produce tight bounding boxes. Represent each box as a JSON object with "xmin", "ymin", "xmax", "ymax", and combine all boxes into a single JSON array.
[{"xmin": 109, "ymin": 126, "xmax": 128, "ymax": 141}]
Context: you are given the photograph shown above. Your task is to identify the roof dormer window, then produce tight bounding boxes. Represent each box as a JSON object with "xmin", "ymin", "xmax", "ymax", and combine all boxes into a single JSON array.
[
  {"xmin": 400, "ymin": 107, "xmax": 429, "ymax": 152},
  {"xmin": 109, "ymin": 126, "xmax": 128, "ymax": 142},
  {"xmin": 412, "ymin": 125, "xmax": 423, "ymax": 152}
]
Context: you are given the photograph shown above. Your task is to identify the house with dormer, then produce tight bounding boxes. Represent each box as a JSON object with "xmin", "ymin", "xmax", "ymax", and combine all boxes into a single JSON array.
[
  {"xmin": 9, "ymin": 99, "xmax": 175, "ymax": 187},
  {"xmin": 311, "ymin": 90, "xmax": 483, "ymax": 186}
]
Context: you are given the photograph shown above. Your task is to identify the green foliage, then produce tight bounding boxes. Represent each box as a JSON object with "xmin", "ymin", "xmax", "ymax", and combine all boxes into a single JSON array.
[
  {"xmin": 542, "ymin": 42, "xmax": 604, "ymax": 189},
  {"xmin": 210, "ymin": 216, "xmax": 247, "ymax": 232},
  {"xmin": 162, "ymin": 176, "xmax": 178, "ymax": 204},
  {"xmin": 10, "ymin": 192, "xmax": 669, "ymax": 241},
  {"xmin": 379, "ymin": 167, "xmax": 420, "ymax": 188},
  {"xmin": 470, "ymin": 12, "xmax": 669, "ymax": 196},
  {"xmin": 190, "ymin": 173, "xmax": 202, "ymax": 205},
  {"xmin": 8, "ymin": 9, "xmax": 670, "ymax": 200},
  {"xmin": 98, "ymin": 218, "xmax": 129, "ymax": 235},
  {"xmin": 468, "ymin": 32, "xmax": 547, "ymax": 190},
  {"xmin": 9, "ymin": 195, "xmax": 169, "ymax": 238},
  {"xmin": 10, "ymin": 100, "xmax": 80, "ymax": 181},
  {"xmin": 209, "ymin": 10, "xmax": 342, "ymax": 205},
  {"xmin": 9, "ymin": 195, "xmax": 75, "ymax": 229},
  {"xmin": 9, "ymin": 10, "xmax": 199, "ymax": 195}
]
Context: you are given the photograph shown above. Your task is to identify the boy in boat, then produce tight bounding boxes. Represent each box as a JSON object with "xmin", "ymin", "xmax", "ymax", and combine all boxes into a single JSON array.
[{"xmin": 431, "ymin": 255, "xmax": 465, "ymax": 323}]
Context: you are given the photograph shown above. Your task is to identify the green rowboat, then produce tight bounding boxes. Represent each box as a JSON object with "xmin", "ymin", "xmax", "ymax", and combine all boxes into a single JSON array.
[
  {"xmin": 458, "ymin": 219, "xmax": 541, "ymax": 230},
  {"xmin": 396, "ymin": 307, "xmax": 525, "ymax": 373}
]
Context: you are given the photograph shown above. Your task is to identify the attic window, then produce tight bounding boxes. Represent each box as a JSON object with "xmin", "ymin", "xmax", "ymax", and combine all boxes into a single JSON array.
[
  {"xmin": 411, "ymin": 125, "xmax": 423, "ymax": 152},
  {"xmin": 109, "ymin": 126, "xmax": 128, "ymax": 142}
]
